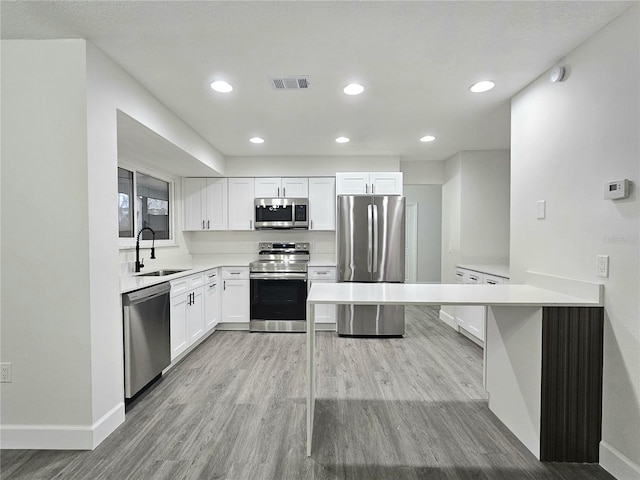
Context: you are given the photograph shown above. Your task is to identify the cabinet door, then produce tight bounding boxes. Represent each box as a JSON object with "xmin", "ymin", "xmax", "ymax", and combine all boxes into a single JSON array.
[
  {"xmin": 336, "ymin": 172, "xmax": 369, "ymax": 195},
  {"xmin": 228, "ymin": 178, "xmax": 255, "ymax": 230},
  {"xmin": 183, "ymin": 178, "xmax": 206, "ymax": 231},
  {"xmin": 170, "ymin": 293, "xmax": 189, "ymax": 360},
  {"xmin": 370, "ymin": 172, "xmax": 403, "ymax": 195},
  {"xmin": 204, "ymin": 280, "xmax": 220, "ymax": 332},
  {"xmin": 309, "ymin": 177, "xmax": 336, "ymax": 230},
  {"xmin": 205, "ymin": 178, "xmax": 228, "ymax": 230},
  {"xmin": 254, "ymin": 177, "xmax": 281, "ymax": 197},
  {"xmin": 282, "ymin": 177, "xmax": 309, "ymax": 197},
  {"xmin": 221, "ymin": 279, "xmax": 250, "ymax": 323},
  {"xmin": 188, "ymin": 288, "xmax": 205, "ymax": 344},
  {"xmin": 464, "ymin": 306, "xmax": 486, "ymax": 342},
  {"xmin": 308, "ymin": 267, "xmax": 337, "ymax": 324}
]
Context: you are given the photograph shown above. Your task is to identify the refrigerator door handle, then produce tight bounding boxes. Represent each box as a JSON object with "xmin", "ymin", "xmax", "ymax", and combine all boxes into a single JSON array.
[
  {"xmin": 367, "ymin": 204, "xmax": 373, "ymax": 273},
  {"xmin": 372, "ymin": 204, "xmax": 379, "ymax": 273}
]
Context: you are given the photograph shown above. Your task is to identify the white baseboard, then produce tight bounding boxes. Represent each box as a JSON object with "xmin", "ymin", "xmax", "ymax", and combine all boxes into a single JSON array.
[
  {"xmin": 439, "ymin": 308, "xmax": 457, "ymax": 330},
  {"xmin": 600, "ymin": 441, "xmax": 640, "ymax": 480},
  {"xmin": 216, "ymin": 323, "xmax": 250, "ymax": 331},
  {"xmin": 0, "ymin": 402, "xmax": 125, "ymax": 450}
]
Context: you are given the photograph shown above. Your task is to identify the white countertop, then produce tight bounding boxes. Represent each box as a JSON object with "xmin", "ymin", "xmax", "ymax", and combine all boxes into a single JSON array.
[
  {"xmin": 306, "ymin": 282, "xmax": 602, "ymax": 307},
  {"xmin": 120, "ymin": 255, "xmax": 254, "ymax": 293},
  {"xmin": 456, "ymin": 263, "xmax": 510, "ymax": 278}
]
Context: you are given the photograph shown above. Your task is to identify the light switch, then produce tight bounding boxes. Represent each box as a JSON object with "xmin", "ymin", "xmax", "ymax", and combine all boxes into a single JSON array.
[{"xmin": 537, "ymin": 200, "xmax": 546, "ymax": 219}]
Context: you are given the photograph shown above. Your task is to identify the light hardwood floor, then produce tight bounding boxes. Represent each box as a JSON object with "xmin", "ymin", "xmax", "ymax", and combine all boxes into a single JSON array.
[{"xmin": 1, "ymin": 306, "xmax": 614, "ymax": 480}]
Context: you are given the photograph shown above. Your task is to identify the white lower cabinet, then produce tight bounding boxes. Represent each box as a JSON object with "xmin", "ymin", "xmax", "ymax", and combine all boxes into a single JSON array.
[
  {"xmin": 221, "ymin": 267, "xmax": 250, "ymax": 325},
  {"xmin": 454, "ymin": 267, "xmax": 509, "ymax": 345},
  {"xmin": 170, "ymin": 293, "xmax": 189, "ymax": 360},
  {"xmin": 308, "ymin": 266, "xmax": 336, "ymax": 325},
  {"xmin": 170, "ymin": 273, "xmax": 205, "ymax": 361},
  {"xmin": 204, "ymin": 268, "xmax": 220, "ymax": 333}
]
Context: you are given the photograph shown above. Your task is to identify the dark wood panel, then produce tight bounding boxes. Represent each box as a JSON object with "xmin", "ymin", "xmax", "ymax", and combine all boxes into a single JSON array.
[{"xmin": 541, "ymin": 306, "xmax": 604, "ymax": 462}]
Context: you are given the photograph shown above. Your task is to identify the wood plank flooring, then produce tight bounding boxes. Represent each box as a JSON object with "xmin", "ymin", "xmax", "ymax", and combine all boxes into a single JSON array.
[{"xmin": 1, "ymin": 306, "xmax": 615, "ymax": 480}]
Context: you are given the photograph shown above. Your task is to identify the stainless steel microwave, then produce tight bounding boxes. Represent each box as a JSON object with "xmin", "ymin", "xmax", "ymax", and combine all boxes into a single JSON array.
[{"xmin": 254, "ymin": 198, "xmax": 309, "ymax": 229}]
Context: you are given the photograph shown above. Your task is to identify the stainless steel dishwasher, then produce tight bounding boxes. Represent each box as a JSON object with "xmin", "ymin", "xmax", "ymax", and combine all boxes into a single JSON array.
[{"xmin": 122, "ymin": 282, "xmax": 171, "ymax": 399}]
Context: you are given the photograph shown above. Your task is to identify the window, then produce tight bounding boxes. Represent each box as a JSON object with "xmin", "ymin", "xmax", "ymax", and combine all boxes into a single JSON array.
[
  {"xmin": 118, "ymin": 166, "xmax": 173, "ymax": 244},
  {"xmin": 118, "ymin": 168, "xmax": 134, "ymax": 238}
]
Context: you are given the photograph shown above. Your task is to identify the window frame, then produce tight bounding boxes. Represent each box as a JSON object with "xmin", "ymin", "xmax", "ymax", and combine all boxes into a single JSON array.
[{"xmin": 118, "ymin": 161, "xmax": 177, "ymax": 250}]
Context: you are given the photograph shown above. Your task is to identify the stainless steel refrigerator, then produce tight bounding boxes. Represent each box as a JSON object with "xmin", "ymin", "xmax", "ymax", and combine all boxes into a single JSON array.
[{"xmin": 336, "ymin": 195, "xmax": 406, "ymax": 336}]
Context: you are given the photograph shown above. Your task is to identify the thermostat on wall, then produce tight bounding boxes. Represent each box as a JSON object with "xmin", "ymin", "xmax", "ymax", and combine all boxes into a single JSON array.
[{"xmin": 603, "ymin": 179, "xmax": 630, "ymax": 200}]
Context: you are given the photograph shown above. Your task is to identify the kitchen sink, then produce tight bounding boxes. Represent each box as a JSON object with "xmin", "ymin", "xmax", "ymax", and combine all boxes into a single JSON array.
[{"xmin": 137, "ymin": 269, "xmax": 189, "ymax": 277}]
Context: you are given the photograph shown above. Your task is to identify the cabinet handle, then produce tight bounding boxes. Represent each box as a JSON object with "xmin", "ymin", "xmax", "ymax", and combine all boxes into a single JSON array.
[
  {"xmin": 372, "ymin": 183, "xmax": 375, "ymax": 194},
  {"xmin": 310, "ymin": 219, "xmax": 313, "ymax": 229},
  {"xmin": 317, "ymin": 271, "xmax": 329, "ymax": 274},
  {"xmin": 277, "ymin": 187, "xmax": 280, "ymax": 197},
  {"xmin": 207, "ymin": 220, "xmax": 210, "ymax": 229},
  {"xmin": 283, "ymin": 187, "xmax": 285, "ymax": 197},
  {"xmin": 365, "ymin": 184, "xmax": 368, "ymax": 194},
  {"xmin": 250, "ymin": 220, "xmax": 253, "ymax": 229},
  {"xmin": 202, "ymin": 220, "xmax": 205, "ymax": 230},
  {"xmin": 230, "ymin": 272, "xmax": 240, "ymax": 275},
  {"xmin": 223, "ymin": 280, "xmax": 226, "ymax": 290}
]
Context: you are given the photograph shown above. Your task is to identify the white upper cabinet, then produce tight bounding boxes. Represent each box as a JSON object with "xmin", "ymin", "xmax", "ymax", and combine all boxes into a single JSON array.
[
  {"xmin": 370, "ymin": 172, "xmax": 403, "ymax": 195},
  {"xmin": 254, "ymin": 177, "xmax": 281, "ymax": 197},
  {"xmin": 336, "ymin": 172, "xmax": 403, "ymax": 195},
  {"xmin": 254, "ymin": 177, "xmax": 309, "ymax": 198},
  {"xmin": 228, "ymin": 177, "xmax": 255, "ymax": 230},
  {"xmin": 308, "ymin": 177, "xmax": 336, "ymax": 230},
  {"xmin": 183, "ymin": 178, "xmax": 228, "ymax": 231},
  {"xmin": 281, "ymin": 178, "xmax": 309, "ymax": 197}
]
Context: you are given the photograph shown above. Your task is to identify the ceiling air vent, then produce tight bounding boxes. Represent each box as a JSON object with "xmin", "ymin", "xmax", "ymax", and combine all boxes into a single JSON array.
[{"xmin": 270, "ymin": 76, "xmax": 310, "ymax": 90}]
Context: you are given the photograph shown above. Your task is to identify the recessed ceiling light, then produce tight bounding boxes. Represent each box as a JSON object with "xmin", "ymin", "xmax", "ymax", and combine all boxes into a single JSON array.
[
  {"xmin": 210, "ymin": 80, "xmax": 233, "ymax": 93},
  {"xmin": 469, "ymin": 81, "xmax": 495, "ymax": 93},
  {"xmin": 249, "ymin": 137, "xmax": 264, "ymax": 144},
  {"xmin": 343, "ymin": 83, "xmax": 364, "ymax": 95},
  {"xmin": 335, "ymin": 136, "xmax": 350, "ymax": 143},
  {"xmin": 420, "ymin": 135, "xmax": 436, "ymax": 142}
]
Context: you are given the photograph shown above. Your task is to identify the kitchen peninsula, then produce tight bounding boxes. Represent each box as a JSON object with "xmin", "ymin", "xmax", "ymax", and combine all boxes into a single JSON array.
[{"xmin": 306, "ymin": 273, "xmax": 604, "ymax": 463}]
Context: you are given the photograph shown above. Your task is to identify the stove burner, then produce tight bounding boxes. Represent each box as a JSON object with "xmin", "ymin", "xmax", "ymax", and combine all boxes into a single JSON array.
[{"xmin": 250, "ymin": 242, "xmax": 310, "ymax": 274}]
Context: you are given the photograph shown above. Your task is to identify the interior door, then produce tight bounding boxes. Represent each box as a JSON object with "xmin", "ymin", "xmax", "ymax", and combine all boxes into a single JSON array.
[{"xmin": 337, "ymin": 195, "xmax": 372, "ymax": 282}]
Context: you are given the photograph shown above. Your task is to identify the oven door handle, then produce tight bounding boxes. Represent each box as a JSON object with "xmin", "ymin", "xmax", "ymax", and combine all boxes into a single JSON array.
[{"xmin": 249, "ymin": 273, "xmax": 308, "ymax": 280}]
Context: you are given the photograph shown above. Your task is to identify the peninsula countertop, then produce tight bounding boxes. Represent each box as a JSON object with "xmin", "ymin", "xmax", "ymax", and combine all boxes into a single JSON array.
[{"xmin": 306, "ymin": 281, "xmax": 603, "ymax": 307}]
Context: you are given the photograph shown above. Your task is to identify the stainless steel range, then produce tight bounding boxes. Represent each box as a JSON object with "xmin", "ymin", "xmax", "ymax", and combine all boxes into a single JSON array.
[{"xmin": 249, "ymin": 242, "xmax": 310, "ymax": 332}]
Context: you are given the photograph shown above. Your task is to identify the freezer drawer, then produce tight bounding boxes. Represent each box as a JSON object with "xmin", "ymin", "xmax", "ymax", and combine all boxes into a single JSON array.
[{"xmin": 337, "ymin": 304, "xmax": 405, "ymax": 336}]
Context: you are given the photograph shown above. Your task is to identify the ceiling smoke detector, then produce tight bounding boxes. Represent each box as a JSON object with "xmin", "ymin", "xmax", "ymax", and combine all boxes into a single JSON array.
[{"xmin": 270, "ymin": 76, "xmax": 310, "ymax": 90}]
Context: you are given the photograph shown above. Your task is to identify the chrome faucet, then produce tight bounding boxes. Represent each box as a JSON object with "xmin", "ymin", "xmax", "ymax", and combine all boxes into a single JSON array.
[{"xmin": 135, "ymin": 227, "xmax": 156, "ymax": 272}]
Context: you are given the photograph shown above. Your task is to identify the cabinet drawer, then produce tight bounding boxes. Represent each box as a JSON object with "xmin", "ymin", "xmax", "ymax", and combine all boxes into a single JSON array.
[
  {"xmin": 170, "ymin": 273, "xmax": 205, "ymax": 297},
  {"xmin": 205, "ymin": 268, "xmax": 219, "ymax": 284},
  {"xmin": 308, "ymin": 267, "xmax": 336, "ymax": 280},
  {"xmin": 222, "ymin": 266, "xmax": 249, "ymax": 280},
  {"xmin": 465, "ymin": 271, "xmax": 483, "ymax": 284},
  {"xmin": 484, "ymin": 274, "xmax": 507, "ymax": 285}
]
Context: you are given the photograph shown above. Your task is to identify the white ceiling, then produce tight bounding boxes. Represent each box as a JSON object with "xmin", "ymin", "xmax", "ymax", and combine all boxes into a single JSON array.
[{"xmin": 1, "ymin": 1, "xmax": 633, "ymax": 163}]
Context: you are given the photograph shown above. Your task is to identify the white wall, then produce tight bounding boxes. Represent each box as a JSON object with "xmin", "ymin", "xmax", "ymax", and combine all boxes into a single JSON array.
[
  {"xmin": 1, "ymin": 39, "xmax": 228, "ymax": 449},
  {"xmin": 400, "ymin": 160, "xmax": 445, "ymax": 184},
  {"xmin": 511, "ymin": 5, "xmax": 639, "ymax": 479},
  {"xmin": 1, "ymin": 40, "xmax": 94, "ymax": 446},
  {"xmin": 225, "ymin": 155, "xmax": 399, "ymax": 177},
  {"xmin": 441, "ymin": 150, "xmax": 511, "ymax": 284},
  {"xmin": 460, "ymin": 151, "xmax": 510, "ymax": 264},
  {"xmin": 403, "ymin": 185, "xmax": 442, "ymax": 283}
]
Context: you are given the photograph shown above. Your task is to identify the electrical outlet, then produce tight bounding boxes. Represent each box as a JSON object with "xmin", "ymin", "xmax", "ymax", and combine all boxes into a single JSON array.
[
  {"xmin": 597, "ymin": 255, "xmax": 609, "ymax": 278},
  {"xmin": 1, "ymin": 363, "xmax": 12, "ymax": 383}
]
